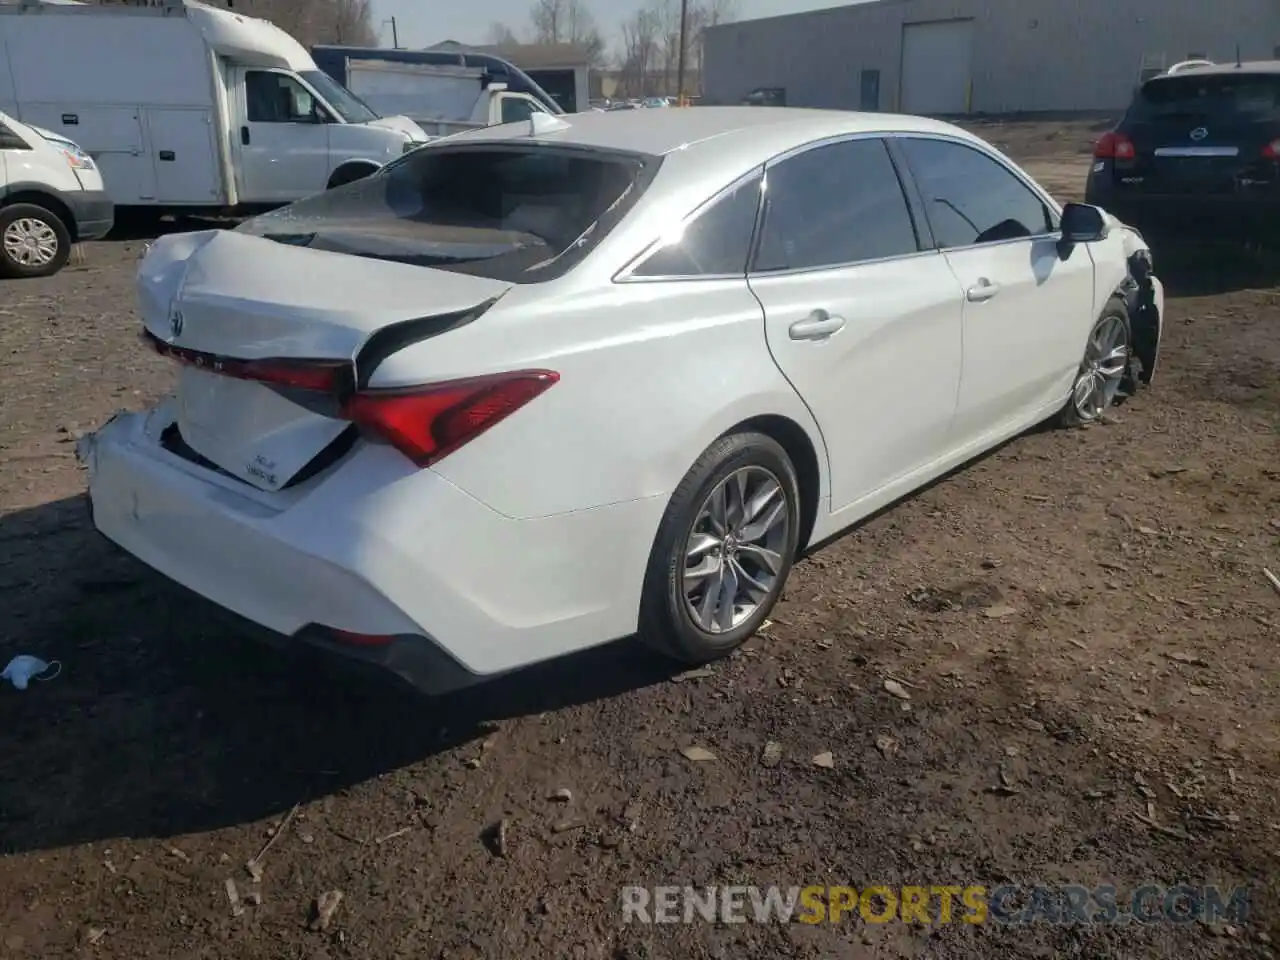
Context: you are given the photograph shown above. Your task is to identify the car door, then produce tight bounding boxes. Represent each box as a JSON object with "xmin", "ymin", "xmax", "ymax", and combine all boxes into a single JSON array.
[
  {"xmin": 234, "ymin": 69, "xmax": 331, "ymax": 203},
  {"xmin": 747, "ymin": 136, "xmax": 966, "ymax": 515},
  {"xmin": 896, "ymin": 136, "xmax": 1096, "ymax": 445}
]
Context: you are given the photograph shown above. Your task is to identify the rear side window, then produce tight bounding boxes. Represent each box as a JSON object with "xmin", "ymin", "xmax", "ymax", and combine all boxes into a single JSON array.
[
  {"xmin": 0, "ymin": 122, "xmax": 30, "ymax": 150},
  {"xmin": 754, "ymin": 138, "xmax": 920, "ymax": 272},
  {"xmin": 1129, "ymin": 73, "xmax": 1280, "ymax": 122},
  {"xmin": 632, "ymin": 171, "xmax": 763, "ymax": 278},
  {"xmin": 238, "ymin": 145, "xmax": 657, "ymax": 283}
]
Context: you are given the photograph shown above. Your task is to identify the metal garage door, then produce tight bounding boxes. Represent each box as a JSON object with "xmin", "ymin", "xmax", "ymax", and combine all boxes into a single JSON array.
[{"xmin": 900, "ymin": 19, "xmax": 974, "ymax": 115}]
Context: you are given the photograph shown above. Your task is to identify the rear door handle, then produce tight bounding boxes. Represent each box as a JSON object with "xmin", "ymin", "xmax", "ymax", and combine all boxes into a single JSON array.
[
  {"xmin": 966, "ymin": 278, "xmax": 1001, "ymax": 302},
  {"xmin": 789, "ymin": 309, "xmax": 846, "ymax": 341}
]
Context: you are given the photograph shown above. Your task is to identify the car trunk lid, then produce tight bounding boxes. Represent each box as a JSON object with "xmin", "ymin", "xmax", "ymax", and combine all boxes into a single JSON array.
[
  {"xmin": 140, "ymin": 229, "xmax": 513, "ymax": 492},
  {"xmin": 1112, "ymin": 71, "xmax": 1280, "ymax": 195}
]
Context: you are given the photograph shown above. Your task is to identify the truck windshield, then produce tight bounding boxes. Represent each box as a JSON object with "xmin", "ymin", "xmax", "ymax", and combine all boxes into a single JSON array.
[
  {"xmin": 236, "ymin": 145, "xmax": 658, "ymax": 283},
  {"xmin": 302, "ymin": 69, "xmax": 380, "ymax": 123}
]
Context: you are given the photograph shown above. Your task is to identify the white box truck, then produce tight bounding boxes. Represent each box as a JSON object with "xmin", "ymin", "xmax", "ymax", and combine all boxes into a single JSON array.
[
  {"xmin": 311, "ymin": 47, "xmax": 565, "ymax": 140},
  {"xmin": 0, "ymin": 0, "xmax": 427, "ymax": 216}
]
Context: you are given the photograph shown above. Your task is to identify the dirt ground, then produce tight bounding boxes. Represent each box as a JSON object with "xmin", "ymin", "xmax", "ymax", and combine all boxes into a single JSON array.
[{"xmin": 1, "ymin": 119, "xmax": 1278, "ymax": 960}]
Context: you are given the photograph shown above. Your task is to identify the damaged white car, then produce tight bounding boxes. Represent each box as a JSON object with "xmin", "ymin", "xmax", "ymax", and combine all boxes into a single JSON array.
[{"xmin": 78, "ymin": 107, "xmax": 1163, "ymax": 693}]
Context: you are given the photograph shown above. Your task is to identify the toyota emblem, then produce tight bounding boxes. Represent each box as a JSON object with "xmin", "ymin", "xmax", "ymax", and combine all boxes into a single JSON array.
[
  {"xmin": 169, "ymin": 310, "xmax": 184, "ymax": 339},
  {"xmin": 1189, "ymin": 126, "xmax": 1208, "ymax": 141}
]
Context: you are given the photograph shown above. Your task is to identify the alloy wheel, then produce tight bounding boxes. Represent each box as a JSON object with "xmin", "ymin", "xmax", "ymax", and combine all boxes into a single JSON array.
[
  {"xmin": 682, "ymin": 465, "xmax": 790, "ymax": 633},
  {"xmin": 1071, "ymin": 314, "xmax": 1129, "ymax": 422}
]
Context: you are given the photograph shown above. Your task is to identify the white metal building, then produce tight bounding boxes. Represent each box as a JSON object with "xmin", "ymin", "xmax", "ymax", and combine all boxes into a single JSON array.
[{"xmin": 703, "ymin": 0, "xmax": 1280, "ymax": 114}]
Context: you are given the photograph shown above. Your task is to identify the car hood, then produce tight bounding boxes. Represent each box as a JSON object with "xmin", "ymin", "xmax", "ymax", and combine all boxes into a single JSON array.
[{"xmin": 363, "ymin": 114, "xmax": 427, "ymax": 141}]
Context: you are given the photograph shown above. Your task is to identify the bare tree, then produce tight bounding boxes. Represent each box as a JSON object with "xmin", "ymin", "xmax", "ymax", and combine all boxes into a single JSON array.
[
  {"xmin": 529, "ymin": 0, "xmax": 606, "ymax": 66},
  {"xmin": 487, "ymin": 22, "xmax": 521, "ymax": 46},
  {"xmin": 617, "ymin": 6, "xmax": 659, "ymax": 97}
]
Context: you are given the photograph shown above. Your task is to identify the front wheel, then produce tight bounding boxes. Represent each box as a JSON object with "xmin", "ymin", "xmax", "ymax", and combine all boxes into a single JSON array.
[
  {"xmin": 0, "ymin": 203, "xmax": 71, "ymax": 279},
  {"xmin": 1058, "ymin": 299, "xmax": 1133, "ymax": 427},
  {"xmin": 638, "ymin": 432, "xmax": 800, "ymax": 664}
]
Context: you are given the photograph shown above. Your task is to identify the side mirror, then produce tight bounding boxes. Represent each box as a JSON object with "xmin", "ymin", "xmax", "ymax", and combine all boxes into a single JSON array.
[
  {"xmin": 1057, "ymin": 202, "xmax": 1109, "ymax": 259},
  {"xmin": 1060, "ymin": 202, "xmax": 1109, "ymax": 243}
]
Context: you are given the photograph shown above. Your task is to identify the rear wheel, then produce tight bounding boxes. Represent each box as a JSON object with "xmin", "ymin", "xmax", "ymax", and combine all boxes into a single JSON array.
[
  {"xmin": 0, "ymin": 203, "xmax": 71, "ymax": 279},
  {"xmin": 1058, "ymin": 299, "xmax": 1133, "ymax": 427},
  {"xmin": 638, "ymin": 432, "xmax": 800, "ymax": 664}
]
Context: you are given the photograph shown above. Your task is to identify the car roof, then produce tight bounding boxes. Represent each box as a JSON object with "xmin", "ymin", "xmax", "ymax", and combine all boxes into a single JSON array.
[
  {"xmin": 444, "ymin": 106, "xmax": 979, "ymax": 162},
  {"xmin": 1151, "ymin": 60, "xmax": 1280, "ymax": 79}
]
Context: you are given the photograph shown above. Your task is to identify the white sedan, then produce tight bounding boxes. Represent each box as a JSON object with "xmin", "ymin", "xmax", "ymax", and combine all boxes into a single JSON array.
[{"xmin": 78, "ymin": 107, "xmax": 1163, "ymax": 693}]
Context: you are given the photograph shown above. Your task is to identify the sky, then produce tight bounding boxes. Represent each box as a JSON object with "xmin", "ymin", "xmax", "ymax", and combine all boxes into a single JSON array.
[{"xmin": 367, "ymin": 0, "xmax": 851, "ymax": 51}]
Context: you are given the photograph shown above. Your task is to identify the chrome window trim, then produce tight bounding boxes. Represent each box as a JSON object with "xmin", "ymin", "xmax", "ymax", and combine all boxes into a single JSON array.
[
  {"xmin": 888, "ymin": 131, "xmax": 1064, "ymax": 250},
  {"xmin": 613, "ymin": 165, "xmax": 766, "ymax": 284},
  {"xmin": 614, "ymin": 128, "xmax": 1067, "ymax": 284}
]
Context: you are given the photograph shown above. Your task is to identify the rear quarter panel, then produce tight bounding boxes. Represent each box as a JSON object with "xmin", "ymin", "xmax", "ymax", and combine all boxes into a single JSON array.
[{"xmin": 366, "ymin": 279, "xmax": 829, "ymax": 521}]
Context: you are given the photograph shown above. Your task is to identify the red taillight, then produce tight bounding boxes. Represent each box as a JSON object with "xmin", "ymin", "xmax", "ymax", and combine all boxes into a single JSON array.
[
  {"xmin": 143, "ymin": 329, "xmax": 558, "ymax": 468},
  {"xmin": 329, "ymin": 629, "xmax": 395, "ymax": 647},
  {"xmin": 143, "ymin": 330, "xmax": 346, "ymax": 392},
  {"xmin": 1094, "ymin": 132, "xmax": 1136, "ymax": 160},
  {"xmin": 342, "ymin": 371, "xmax": 559, "ymax": 467},
  {"xmin": 1263, "ymin": 140, "xmax": 1280, "ymax": 159}
]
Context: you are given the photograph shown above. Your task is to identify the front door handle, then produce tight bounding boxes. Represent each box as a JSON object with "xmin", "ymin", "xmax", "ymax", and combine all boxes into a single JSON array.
[
  {"xmin": 966, "ymin": 278, "xmax": 1001, "ymax": 302},
  {"xmin": 789, "ymin": 309, "xmax": 846, "ymax": 341}
]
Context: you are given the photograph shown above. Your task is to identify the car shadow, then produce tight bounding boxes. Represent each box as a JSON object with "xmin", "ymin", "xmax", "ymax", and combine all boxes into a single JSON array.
[
  {"xmin": 101, "ymin": 212, "xmax": 239, "ymax": 243},
  {"xmin": 1141, "ymin": 232, "xmax": 1280, "ymax": 298},
  {"xmin": 0, "ymin": 494, "xmax": 677, "ymax": 856}
]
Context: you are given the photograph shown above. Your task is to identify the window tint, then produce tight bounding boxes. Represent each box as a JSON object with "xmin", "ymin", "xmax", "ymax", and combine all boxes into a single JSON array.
[
  {"xmin": 501, "ymin": 98, "xmax": 538, "ymax": 124},
  {"xmin": 633, "ymin": 171, "xmax": 762, "ymax": 277},
  {"xmin": 246, "ymin": 71, "xmax": 319, "ymax": 123},
  {"xmin": 238, "ymin": 146, "xmax": 652, "ymax": 284},
  {"xmin": 1130, "ymin": 73, "xmax": 1280, "ymax": 123},
  {"xmin": 753, "ymin": 138, "xmax": 919, "ymax": 272},
  {"xmin": 900, "ymin": 138, "xmax": 1052, "ymax": 248}
]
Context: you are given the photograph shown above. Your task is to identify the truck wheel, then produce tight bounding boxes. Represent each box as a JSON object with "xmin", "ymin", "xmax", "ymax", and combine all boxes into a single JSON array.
[
  {"xmin": 0, "ymin": 203, "xmax": 71, "ymax": 279},
  {"xmin": 327, "ymin": 164, "xmax": 378, "ymax": 189}
]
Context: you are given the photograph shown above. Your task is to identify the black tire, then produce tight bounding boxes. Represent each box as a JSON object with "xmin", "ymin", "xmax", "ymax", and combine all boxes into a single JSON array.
[
  {"xmin": 327, "ymin": 165, "xmax": 377, "ymax": 189},
  {"xmin": 638, "ymin": 431, "xmax": 801, "ymax": 664},
  {"xmin": 0, "ymin": 203, "xmax": 72, "ymax": 279},
  {"xmin": 1057, "ymin": 297, "xmax": 1134, "ymax": 428}
]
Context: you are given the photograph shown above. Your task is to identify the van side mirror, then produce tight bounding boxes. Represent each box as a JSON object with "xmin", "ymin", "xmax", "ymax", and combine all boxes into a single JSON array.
[{"xmin": 1057, "ymin": 202, "xmax": 1109, "ymax": 259}]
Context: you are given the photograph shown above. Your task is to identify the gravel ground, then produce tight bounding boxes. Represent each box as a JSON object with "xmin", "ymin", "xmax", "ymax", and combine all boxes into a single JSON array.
[{"xmin": 0, "ymin": 120, "xmax": 1278, "ymax": 960}]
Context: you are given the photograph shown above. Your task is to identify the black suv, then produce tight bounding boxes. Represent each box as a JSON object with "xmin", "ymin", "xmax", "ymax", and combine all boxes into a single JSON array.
[{"xmin": 1086, "ymin": 61, "xmax": 1280, "ymax": 235}]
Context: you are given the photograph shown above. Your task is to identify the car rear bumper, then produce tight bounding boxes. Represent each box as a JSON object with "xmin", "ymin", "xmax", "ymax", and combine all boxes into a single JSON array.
[{"xmin": 78, "ymin": 401, "xmax": 662, "ymax": 691}]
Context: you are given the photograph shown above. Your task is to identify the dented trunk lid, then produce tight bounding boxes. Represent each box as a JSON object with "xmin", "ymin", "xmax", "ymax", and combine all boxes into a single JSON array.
[{"xmin": 138, "ymin": 230, "xmax": 512, "ymax": 492}]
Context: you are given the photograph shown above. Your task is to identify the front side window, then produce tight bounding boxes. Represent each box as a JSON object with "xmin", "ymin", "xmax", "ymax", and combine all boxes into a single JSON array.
[
  {"xmin": 754, "ymin": 138, "xmax": 920, "ymax": 272},
  {"xmin": 246, "ymin": 71, "xmax": 320, "ymax": 124},
  {"xmin": 899, "ymin": 137, "xmax": 1053, "ymax": 248},
  {"xmin": 632, "ymin": 170, "xmax": 763, "ymax": 278},
  {"xmin": 0, "ymin": 121, "xmax": 30, "ymax": 150},
  {"xmin": 237, "ymin": 145, "xmax": 656, "ymax": 283}
]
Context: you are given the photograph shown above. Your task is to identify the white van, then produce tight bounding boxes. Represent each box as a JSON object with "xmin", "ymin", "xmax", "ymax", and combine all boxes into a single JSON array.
[
  {"xmin": 0, "ymin": 108, "xmax": 112, "ymax": 278},
  {"xmin": 0, "ymin": 0, "xmax": 426, "ymax": 216}
]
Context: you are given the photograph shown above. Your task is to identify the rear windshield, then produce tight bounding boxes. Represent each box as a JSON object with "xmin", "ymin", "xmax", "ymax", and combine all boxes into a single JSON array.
[
  {"xmin": 237, "ymin": 145, "xmax": 656, "ymax": 283},
  {"xmin": 1129, "ymin": 73, "xmax": 1280, "ymax": 123}
]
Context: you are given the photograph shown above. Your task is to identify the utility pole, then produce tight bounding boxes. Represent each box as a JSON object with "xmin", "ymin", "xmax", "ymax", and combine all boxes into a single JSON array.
[
  {"xmin": 675, "ymin": 0, "xmax": 689, "ymax": 102},
  {"xmin": 382, "ymin": 16, "xmax": 400, "ymax": 48}
]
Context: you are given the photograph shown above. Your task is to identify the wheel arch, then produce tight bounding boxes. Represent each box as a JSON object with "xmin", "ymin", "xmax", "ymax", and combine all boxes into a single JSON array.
[
  {"xmin": 326, "ymin": 160, "xmax": 382, "ymax": 189},
  {"xmin": 1, "ymin": 189, "xmax": 76, "ymax": 241},
  {"xmin": 729, "ymin": 413, "xmax": 824, "ymax": 553}
]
